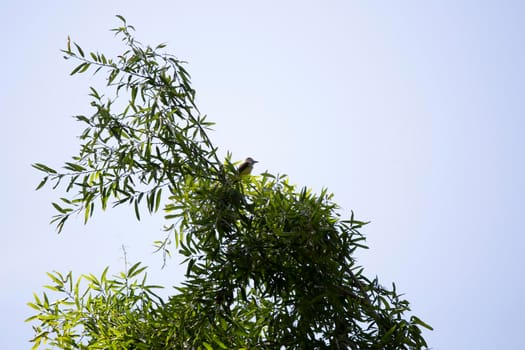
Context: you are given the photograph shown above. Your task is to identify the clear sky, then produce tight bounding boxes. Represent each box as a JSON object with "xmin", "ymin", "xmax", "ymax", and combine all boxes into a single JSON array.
[{"xmin": 1, "ymin": 1, "xmax": 524, "ymax": 349}]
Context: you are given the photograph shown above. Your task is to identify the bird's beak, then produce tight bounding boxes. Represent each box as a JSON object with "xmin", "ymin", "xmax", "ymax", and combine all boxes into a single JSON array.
[{"xmin": 253, "ymin": 160, "xmax": 258, "ymax": 163}]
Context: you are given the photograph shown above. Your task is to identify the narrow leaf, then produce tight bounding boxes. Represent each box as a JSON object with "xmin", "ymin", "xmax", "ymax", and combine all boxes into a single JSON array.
[
  {"xmin": 35, "ymin": 176, "xmax": 48, "ymax": 190},
  {"xmin": 70, "ymin": 63, "xmax": 87, "ymax": 76},
  {"xmin": 74, "ymin": 42, "xmax": 85, "ymax": 57},
  {"xmin": 134, "ymin": 199, "xmax": 141, "ymax": 221},
  {"xmin": 32, "ymin": 163, "xmax": 57, "ymax": 174},
  {"xmin": 52, "ymin": 202, "xmax": 66, "ymax": 214},
  {"xmin": 155, "ymin": 188, "xmax": 162, "ymax": 212},
  {"xmin": 411, "ymin": 316, "xmax": 434, "ymax": 330}
]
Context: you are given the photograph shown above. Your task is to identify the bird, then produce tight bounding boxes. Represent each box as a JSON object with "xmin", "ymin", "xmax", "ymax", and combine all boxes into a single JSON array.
[{"xmin": 237, "ymin": 157, "xmax": 258, "ymax": 176}]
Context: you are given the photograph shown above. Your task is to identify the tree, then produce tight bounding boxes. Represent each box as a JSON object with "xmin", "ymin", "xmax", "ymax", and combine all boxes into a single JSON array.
[{"xmin": 27, "ymin": 16, "xmax": 432, "ymax": 349}]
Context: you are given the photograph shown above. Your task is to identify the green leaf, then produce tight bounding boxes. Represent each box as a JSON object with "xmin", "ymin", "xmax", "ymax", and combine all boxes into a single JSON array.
[
  {"xmin": 78, "ymin": 62, "xmax": 91, "ymax": 73},
  {"xmin": 70, "ymin": 62, "xmax": 88, "ymax": 75},
  {"xmin": 32, "ymin": 163, "xmax": 57, "ymax": 174},
  {"xmin": 213, "ymin": 337, "xmax": 228, "ymax": 349},
  {"xmin": 54, "ymin": 217, "xmax": 67, "ymax": 233},
  {"xmin": 128, "ymin": 263, "xmax": 147, "ymax": 278},
  {"xmin": 43, "ymin": 285, "xmax": 59, "ymax": 291},
  {"xmin": 380, "ymin": 325, "xmax": 397, "ymax": 344},
  {"xmin": 108, "ymin": 69, "xmax": 119, "ymax": 84},
  {"xmin": 115, "ymin": 14, "xmax": 126, "ymax": 24},
  {"xmin": 84, "ymin": 202, "xmax": 91, "ymax": 224},
  {"xmin": 32, "ymin": 292, "xmax": 41, "ymax": 306},
  {"xmin": 411, "ymin": 316, "xmax": 434, "ymax": 330},
  {"xmin": 35, "ymin": 176, "xmax": 48, "ymax": 190},
  {"xmin": 155, "ymin": 188, "xmax": 162, "ymax": 212},
  {"xmin": 89, "ymin": 87, "xmax": 101, "ymax": 100},
  {"xmin": 127, "ymin": 262, "xmax": 141, "ymax": 276},
  {"xmin": 51, "ymin": 202, "xmax": 66, "ymax": 214},
  {"xmin": 134, "ymin": 199, "xmax": 141, "ymax": 221},
  {"xmin": 131, "ymin": 86, "xmax": 137, "ymax": 104},
  {"xmin": 46, "ymin": 272, "xmax": 63, "ymax": 286},
  {"xmin": 26, "ymin": 302, "xmax": 40, "ymax": 311},
  {"xmin": 64, "ymin": 162, "xmax": 86, "ymax": 172},
  {"xmin": 74, "ymin": 42, "xmax": 85, "ymax": 57},
  {"xmin": 75, "ymin": 115, "xmax": 90, "ymax": 123},
  {"xmin": 101, "ymin": 266, "xmax": 109, "ymax": 283}
]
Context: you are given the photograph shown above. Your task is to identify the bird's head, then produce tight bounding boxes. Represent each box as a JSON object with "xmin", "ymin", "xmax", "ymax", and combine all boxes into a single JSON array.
[{"xmin": 245, "ymin": 157, "xmax": 258, "ymax": 165}]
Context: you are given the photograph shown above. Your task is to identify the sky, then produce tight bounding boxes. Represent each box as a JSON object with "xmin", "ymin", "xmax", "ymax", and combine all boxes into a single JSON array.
[{"xmin": 1, "ymin": 1, "xmax": 524, "ymax": 349}]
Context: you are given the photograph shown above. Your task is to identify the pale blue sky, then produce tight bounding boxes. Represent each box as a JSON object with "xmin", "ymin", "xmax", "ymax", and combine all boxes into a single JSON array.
[{"xmin": 2, "ymin": 1, "xmax": 524, "ymax": 349}]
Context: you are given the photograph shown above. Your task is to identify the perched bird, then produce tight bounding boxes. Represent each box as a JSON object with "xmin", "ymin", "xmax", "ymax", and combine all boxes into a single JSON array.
[{"xmin": 237, "ymin": 157, "xmax": 258, "ymax": 176}]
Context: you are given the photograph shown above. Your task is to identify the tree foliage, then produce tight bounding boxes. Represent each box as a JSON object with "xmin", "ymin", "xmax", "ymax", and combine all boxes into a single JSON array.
[{"xmin": 28, "ymin": 16, "xmax": 432, "ymax": 349}]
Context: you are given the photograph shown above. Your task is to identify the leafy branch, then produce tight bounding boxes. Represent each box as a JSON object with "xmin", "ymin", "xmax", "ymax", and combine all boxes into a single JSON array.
[{"xmin": 35, "ymin": 16, "xmax": 222, "ymax": 233}]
